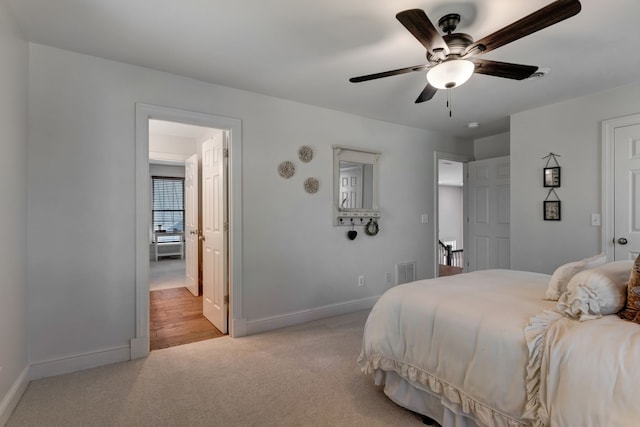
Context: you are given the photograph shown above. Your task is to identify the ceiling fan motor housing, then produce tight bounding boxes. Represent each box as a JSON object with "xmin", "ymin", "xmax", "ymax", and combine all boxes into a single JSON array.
[
  {"xmin": 443, "ymin": 33, "xmax": 473, "ymax": 56},
  {"xmin": 438, "ymin": 13, "xmax": 461, "ymax": 34}
]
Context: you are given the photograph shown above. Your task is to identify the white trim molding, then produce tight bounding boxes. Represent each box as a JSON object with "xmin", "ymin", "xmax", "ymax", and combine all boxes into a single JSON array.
[
  {"xmin": 29, "ymin": 345, "xmax": 130, "ymax": 381},
  {"xmin": 601, "ymin": 113, "xmax": 640, "ymax": 261},
  {"xmin": 0, "ymin": 366, "xmax": 29, "ymax": 426},
  {"xmin": 245, "ymin": 296, "xmax": 379, "ymax": 336},
  {"xmin": 134, "ymin": 103, "xmax": 245, "ymax": 359}
]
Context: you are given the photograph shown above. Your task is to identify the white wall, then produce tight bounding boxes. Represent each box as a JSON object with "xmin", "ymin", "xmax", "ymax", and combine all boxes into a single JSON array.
[
  {"xmin": 511, "ymin": 80, "xmax": 640, "ymax": 273},
  {"xmin": 474, "ymin": 132, "xmax": 509, "ymax": 160},
  {"xmin": 26, "ymin": 44, "xmax": 472, "ymax": 368},
  {"xmin": 149, "ymin": 164, "xmax": 185, "ymax": 178},
  {"xmin": 438, "ymin": 185, "xmax": 463, "ymax": 249},
  {"xmin": 0, "ymin": 2, "xmax": 29, "ymax": 423},
  {"xmin": 149, "ymin": 133, "xmax": 196, "ymax": 163}
]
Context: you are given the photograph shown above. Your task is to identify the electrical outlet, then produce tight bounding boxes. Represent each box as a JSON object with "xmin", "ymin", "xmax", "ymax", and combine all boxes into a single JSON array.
[
  {"xmin": 591, "ymin": 213, "xmax": 601, "ymax": 226},
  {"xmin": 385, "ymin": 272, "xmax": 393, "ymax": 284},
  {"xmin": 358, "ymin": 275, "xmax": 365, "ymax": 287}
]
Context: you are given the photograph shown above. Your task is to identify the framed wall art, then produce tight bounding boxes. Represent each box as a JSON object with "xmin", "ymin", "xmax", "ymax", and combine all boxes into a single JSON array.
[
  {"xmin": 544, "ymin": 200, "xmax": 561, "ymax": 221},
  {"xmin": 543, "ymin": 166, "xmax": 561, "ymax": 187},
  {"xmin": 542, "ymin": 152, "xmax": 561, "ymax": 187}
]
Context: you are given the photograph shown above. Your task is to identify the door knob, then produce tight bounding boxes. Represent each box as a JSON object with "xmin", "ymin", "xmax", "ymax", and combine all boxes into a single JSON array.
[{"xmin": 617, "ymin": 237, "xmax": 628, "ymax": 245}]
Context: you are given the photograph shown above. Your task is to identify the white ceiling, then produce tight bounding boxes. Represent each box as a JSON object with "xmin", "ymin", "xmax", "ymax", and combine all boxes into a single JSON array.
[{"xmin": 7, "ymin": 0, "xmax": 640, "ymax": 139}]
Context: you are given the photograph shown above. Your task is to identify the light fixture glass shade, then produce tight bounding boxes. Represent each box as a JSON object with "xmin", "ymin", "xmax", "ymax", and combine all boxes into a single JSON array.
[{"xmin": 427, "ymin": 59, "xmax": 474, "ymax": 90}]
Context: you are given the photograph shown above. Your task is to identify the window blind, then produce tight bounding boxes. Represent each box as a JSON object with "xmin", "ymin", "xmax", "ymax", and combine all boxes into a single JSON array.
[{"xmin": 152, "ymin": 177, "xmax": 184, "ymax": 239}]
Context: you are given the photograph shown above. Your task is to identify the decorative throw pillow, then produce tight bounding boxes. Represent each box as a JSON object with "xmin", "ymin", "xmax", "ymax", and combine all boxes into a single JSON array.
[
  {"xmin": 544, "ymin": 253, "xmax": 607, "ymax": 301},
  {"xmin": 583, "ymin": 252, "xmax": 608, "ymax": 269},
  {"xmin": 557, "ymin": 260, "xmax": 633, "ymax": 321},
  {"xmin": 618, "ymin": 254, "xmax": 640, "ymax": 324}
]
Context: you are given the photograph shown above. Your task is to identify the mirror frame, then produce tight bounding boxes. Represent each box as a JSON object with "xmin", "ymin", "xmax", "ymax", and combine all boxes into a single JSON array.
[{"xmin": 333, "ymin": 145, "xmax": 381, "ymax": 225}]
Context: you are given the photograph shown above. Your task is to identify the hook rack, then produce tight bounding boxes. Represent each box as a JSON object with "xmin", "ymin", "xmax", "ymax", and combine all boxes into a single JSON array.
[{"xmin": 336, "ymin": 211, "xmax": 380, "ymax": 226}]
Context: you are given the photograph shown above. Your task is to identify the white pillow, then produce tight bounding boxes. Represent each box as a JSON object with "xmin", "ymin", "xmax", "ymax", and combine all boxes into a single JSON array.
[
  {"xmin": 544, "ymin": 253, "xmax": 607, "ymax": 301},
  {"xmin": 583, "ymin": 252, "xmax": 608, "ymax": 269},
  {"xmin": 557, "ymin": 260, "xmax": 633, "ymax": 321}
]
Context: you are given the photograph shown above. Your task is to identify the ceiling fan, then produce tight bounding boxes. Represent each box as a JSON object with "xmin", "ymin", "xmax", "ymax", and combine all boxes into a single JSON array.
[{"xmin": 349, "ymin": 0, "xmax": 582, "ymax": 103}]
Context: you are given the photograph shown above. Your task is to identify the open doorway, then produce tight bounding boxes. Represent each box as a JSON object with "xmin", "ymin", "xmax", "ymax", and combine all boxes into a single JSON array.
[
  {"xmin": 434, "ymin": 152, "xmax": 473, "ymax": 277},
  {"xmin": 437, "ymin": 159, "xmax": 465, "ymax": 277},
  {"xmin": 133, "ymin": 103, "xmax": 243, "ymax": 360},
  {"xmin": 148, "ymin": 119, "xmax": 225, "ymax": 350}
]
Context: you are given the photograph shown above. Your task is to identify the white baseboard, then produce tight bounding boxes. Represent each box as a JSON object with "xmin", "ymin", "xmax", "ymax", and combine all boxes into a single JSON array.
[
  {"xmin": 0, "ymin": 366, "xmax": 29, "ymax": 427},
  {"xmin": 245, "ymin": 295, "xmax": 379, "ymax": 336},
  {"xmin": 130, "ymin": 336, "xmax": 149, "ymax": 360},
  {"xmin": 29, "ymin": 345, "xmax": 131, "ymax": 381},
  {"xmin": 231, "ymin": 317, "xmax": 247, "ymax": 337}
]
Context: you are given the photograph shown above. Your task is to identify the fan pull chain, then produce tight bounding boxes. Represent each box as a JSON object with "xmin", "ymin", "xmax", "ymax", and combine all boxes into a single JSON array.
[{"xmin": 446, "ymin": 89, "xmax": 453, "ymax": 118}]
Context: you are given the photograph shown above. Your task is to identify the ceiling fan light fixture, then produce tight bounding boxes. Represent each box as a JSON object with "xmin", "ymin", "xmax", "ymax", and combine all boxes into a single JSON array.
[{"xmin": 427, "ymin": 59, "xmax": 475, "ymax": 90}]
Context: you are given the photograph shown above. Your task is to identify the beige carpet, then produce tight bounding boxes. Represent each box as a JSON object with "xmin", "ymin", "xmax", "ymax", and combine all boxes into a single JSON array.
[
  {"xmin": 150, "ymin": 258, "xmax": 186, "ymax": 291},
  {"xmin": 8, "ymin": 310, "xmax": 425, "ymax": 426}
]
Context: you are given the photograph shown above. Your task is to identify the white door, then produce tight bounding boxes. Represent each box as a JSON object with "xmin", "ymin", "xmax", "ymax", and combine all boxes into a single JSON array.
[
  {"xmin": 466, "ymin": 156, "xmax": 510, "ymax": 271},
  {"xmin": 614, "ymin": 124, "xmax": 640, "ymax": 260},
  {"xmin": 339, "ymin": 163, "xmax": 363, "ymax": 208},
  {"xmin": 201, "ymin": 133, "xmax": 228, "ymax": 333},
  {"xmin": 184, "ymin": 153, "xmax": 199, "ymax": 296}
]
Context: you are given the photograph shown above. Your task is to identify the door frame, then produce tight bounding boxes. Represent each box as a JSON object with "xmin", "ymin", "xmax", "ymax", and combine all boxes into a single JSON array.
[
  {"xmin": 132, "ymin": 103, "xmax": 244, "ymax": 359},
  {"xmin": 602, "ymin": 112, "xmax": 640, "ymax": 261},
  {"xmin": 433, "ymin": 151, "xmax": 473, "ymax": 277}
]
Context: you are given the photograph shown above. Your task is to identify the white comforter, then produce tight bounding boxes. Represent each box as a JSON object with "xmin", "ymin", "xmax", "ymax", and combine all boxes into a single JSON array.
[
  {"xmin": 358, "ymin": 269, "xmax": 640, "ymax": 426},
  {"xmin": 535, "ymin": 312, "xmax": 640, "ymax": 426}
]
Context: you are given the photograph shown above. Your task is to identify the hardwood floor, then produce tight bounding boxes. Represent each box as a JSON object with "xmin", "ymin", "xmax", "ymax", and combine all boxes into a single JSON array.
[
  {"xmin": 150, "ymin": 287, "xmax": 225, "ymax": 350},
  {"xmin": 439, "ymin": 264, "xmax": 463, "ymax": 277}
]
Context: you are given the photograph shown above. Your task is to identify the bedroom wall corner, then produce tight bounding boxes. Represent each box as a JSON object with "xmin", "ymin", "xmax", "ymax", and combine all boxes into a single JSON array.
[{"xmin": 0, "ymin": 2, "xmax": 29, "ymax": 425}]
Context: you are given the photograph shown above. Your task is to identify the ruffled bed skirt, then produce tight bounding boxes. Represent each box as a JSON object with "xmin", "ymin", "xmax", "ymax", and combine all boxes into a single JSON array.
[
  {"xmin": 358, "ymin": 309, "xmax": 564, "ymax": 427},
  {"xmin": 359, "ymin": 354, "xmax": 528, "ymax": 427}
]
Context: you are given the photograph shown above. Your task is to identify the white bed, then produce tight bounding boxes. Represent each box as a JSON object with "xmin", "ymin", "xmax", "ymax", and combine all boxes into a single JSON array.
[{"xmin": 358, "ymin": 269, "xmax": 640, "ymax": 427}]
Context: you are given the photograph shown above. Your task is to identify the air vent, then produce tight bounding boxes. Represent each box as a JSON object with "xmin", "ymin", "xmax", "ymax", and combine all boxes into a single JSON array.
[{"xmin": 396, "ymin": 262, "xmax": 416, "ymax": 285}]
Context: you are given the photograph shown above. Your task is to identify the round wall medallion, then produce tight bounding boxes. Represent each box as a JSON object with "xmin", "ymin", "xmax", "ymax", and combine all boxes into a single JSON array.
[
  {"xmin": 278, "ymin": 161, "xmax": 295, "ymax": 179},
  {"xmin": 304, "ymin": 177, "xmax": 319, "ymax": 194},
  {"xmin": 298, "ymin": 145, "xmax": 313, "ymax": 163}
]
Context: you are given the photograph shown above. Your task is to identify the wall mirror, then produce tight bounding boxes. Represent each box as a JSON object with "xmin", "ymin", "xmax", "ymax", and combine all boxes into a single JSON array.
[{"xmin": 333, "ymin": 145, "xmax": 380, "ymax": 225}]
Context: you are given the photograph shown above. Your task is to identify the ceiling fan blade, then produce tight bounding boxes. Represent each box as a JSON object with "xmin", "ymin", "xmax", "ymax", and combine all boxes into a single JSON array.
[
  {"xmin": 471, "ymin": 59, "xmax": 538, "ymax": 80},
  {"xmin": 415, "ymin": 84, "xmax": 438, "ymax": 103},
  {"xmin": 349, "ymin": 64, "xmax": 427, "ymax": 83},
  {"xmin": 465, "ymin": 0, "xmax": 581, "ymax": 56},
  {"xmin": 396, "ymin": 9, "xmax": 449, "ymax": 56}
]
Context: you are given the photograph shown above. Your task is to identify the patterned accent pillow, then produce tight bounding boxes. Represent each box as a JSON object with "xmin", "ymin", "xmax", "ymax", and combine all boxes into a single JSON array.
[{"xmin": 619, "ymin": 254, "xmax": 640, "ymax": 324}]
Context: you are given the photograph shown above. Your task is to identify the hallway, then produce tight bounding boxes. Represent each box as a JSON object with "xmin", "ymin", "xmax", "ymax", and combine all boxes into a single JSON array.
[{"xmin": 150, "ymin": 287, "xmax": 225, "ymax": 350}]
